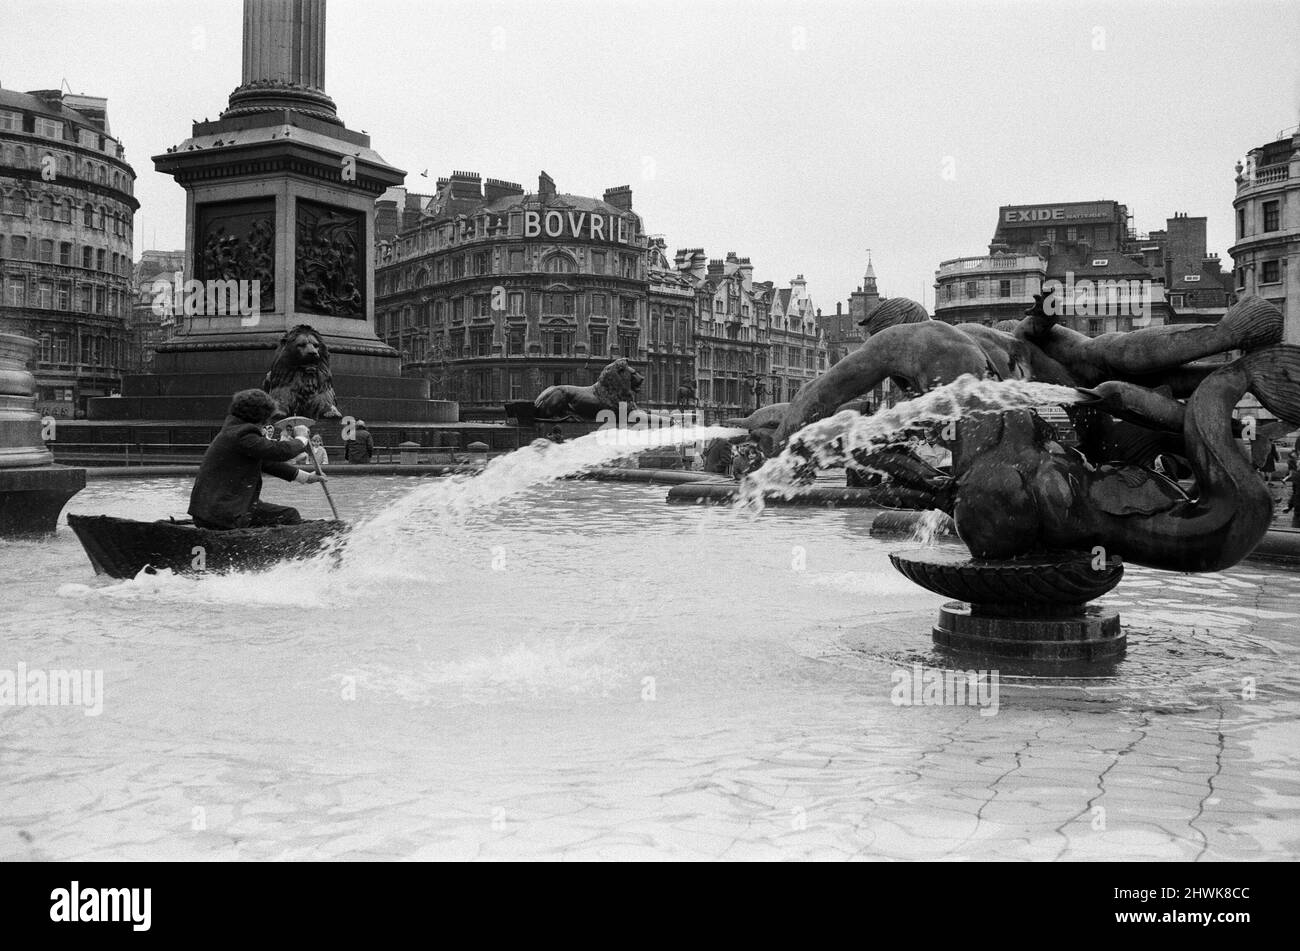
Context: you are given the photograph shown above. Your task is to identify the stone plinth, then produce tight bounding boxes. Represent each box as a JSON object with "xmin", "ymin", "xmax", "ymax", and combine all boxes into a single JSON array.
[
  {"xmin": 0, "ymin": 334, "xmax": 85, "ymax": 536},
  {"xmin": 93, "ymin": 0, "xmax": 424, "ymax": 426}
]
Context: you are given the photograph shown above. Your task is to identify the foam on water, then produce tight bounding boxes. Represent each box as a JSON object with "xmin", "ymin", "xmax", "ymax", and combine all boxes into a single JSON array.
[{"xmin": 737, "ymin": 374, "xmax": 1085, "ymax": 511}]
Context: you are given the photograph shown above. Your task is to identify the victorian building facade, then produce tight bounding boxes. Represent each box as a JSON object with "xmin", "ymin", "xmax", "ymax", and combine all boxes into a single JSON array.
[
  {"xmin": 375, "ymin": 171, "xmax": 648, "ymax": 416},
  {"xmin": 645, "ymin": 237, "xmax": 696, "ymax": 412},
  {"xmin": 0, "ymin": 87, "xmax": 137, "ymax": 417}
]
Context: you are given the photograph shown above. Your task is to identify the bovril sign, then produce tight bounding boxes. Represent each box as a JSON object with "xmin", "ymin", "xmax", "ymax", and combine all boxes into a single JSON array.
[{"xmin": 523, "ymin": 210, "xmax": 632, "ymax": 243}]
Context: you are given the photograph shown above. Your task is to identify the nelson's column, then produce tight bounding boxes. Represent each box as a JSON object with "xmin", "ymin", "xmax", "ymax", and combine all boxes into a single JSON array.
[{"xmin": 89, "ymin": 0, "xmax": 454, "ymax": 424}]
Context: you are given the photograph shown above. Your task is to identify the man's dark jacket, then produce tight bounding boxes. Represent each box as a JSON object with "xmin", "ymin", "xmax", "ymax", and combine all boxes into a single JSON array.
[
  {"xmin": 189, "ymin": 416, "xmax": 307, "ymax": 529},
  {"xmin": 345, "ymin": 427, "xmax": 374, "ymax": 464}
]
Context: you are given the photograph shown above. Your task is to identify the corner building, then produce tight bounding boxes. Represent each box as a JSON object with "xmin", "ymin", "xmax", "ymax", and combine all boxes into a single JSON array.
[
  {"xmin": 0, "ymin": 87, "xmax": 137, "ymax": 417},
  {"xmin": 375, "ymin": 171, "xmax": 648, "ymax": 416}
]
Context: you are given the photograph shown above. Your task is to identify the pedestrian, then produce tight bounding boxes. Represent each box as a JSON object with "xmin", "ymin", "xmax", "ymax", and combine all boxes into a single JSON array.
[
  {"xmin": 343, "ymin": 419, "xmax": 374, "ymax": 464},
  {"xmin": 703, "ymin": 437, "xmax": 734, "ymax": 474}
]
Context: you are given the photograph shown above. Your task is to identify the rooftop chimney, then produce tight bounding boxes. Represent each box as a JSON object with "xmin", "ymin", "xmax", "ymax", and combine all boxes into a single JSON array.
[
  {"xmin": 538, "ymin": 170, "xmax": 556, "ymax": 202},
  {"xmin": 603, "ymin": 185, "xmax": 632, "ymax": 211}
]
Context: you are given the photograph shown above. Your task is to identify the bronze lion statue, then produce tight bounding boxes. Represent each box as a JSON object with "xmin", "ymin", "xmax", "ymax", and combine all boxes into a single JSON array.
[
  {"xmin": 262, "ymin": 324, "xmax": 342, "ymax": 419},
  {"xmin": 534, "ymin": 358, "xmax": 643, "ymax": 421}
]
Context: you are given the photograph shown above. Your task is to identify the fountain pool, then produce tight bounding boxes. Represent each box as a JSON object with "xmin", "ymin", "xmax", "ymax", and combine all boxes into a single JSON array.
[{"xmin": 1, "ymin": 470, "xmax": 1298, "ymax": 861}]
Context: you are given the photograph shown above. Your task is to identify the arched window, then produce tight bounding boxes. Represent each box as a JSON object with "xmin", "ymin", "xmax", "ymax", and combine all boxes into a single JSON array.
[
  {"xmin": 415, "ymin": 267, "xmax": 429, "ymax": 287},
  {"xmin": 83, "ymin": 203, "xmax": 94, "ymax": 227},
  {"xmin": 542, "ymin": 252, "xmax": 576, "ymax": 274},
  {"xmin": 38, "ymin": 195, "xmax": 54, "ymax": 220}
]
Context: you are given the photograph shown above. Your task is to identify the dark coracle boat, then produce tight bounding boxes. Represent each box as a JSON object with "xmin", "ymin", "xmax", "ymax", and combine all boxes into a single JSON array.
[{"xmin": 67, "ymin": 514, "xmax": 346, "ymax": 579}]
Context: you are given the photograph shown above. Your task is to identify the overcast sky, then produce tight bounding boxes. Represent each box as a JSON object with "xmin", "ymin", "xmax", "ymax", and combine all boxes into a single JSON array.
[{"xmin": 4, "ymin": 0, "xmax": 1297, "ymax": 310}]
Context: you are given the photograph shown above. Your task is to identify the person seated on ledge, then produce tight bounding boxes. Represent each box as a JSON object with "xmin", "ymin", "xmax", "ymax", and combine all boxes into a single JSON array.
[{"xmin": 189, "ymin": 388, "xmax": 327, "ymax": 530}]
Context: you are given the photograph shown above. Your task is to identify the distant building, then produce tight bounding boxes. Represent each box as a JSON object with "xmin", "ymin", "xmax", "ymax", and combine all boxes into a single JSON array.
[
  {"xmin": 0, "ymin": 86, "xmax": 137, "ymax": 417},
  {"xmin": 127, "ymin": 250, "xmax": 185, "ymax": 371},
  {"xmin": 645, "ymin": 237, "xmax": 695, "ymax": 412},
  {"xmin": 818, "ymin": 255, "xmax": 887, "ymax": 366},
  {"xmin": 1231, "ymin": 125, "xmax": 1300, "ymax": 341},
  {"xmin": 688, "ymin": 250, "xmax": 767, "ymax": 419},
  {"xmin": 767, "ymin": 274, "xmax": 825, "ymax": 404},
  {"xmin": 934, "ymin": 200, "xmax": 1232, "ymax": 335}
]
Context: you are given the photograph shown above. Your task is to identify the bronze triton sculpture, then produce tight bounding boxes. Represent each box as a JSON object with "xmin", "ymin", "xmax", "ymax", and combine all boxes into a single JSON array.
[{"xmin": 740, "ymin": 293, "xmax": 1299, "ymax": 660}]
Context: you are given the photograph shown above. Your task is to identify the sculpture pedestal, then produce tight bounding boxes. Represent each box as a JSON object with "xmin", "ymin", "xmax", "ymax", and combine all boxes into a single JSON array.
[
  {"xmin": 0, "ymin": 333, "xmax": 85, "ymax": 536},
  {"xmin": 0, "ymin": 467, "xmax": 87, "ymax": 536},
  {"xmin": 890, "ymin": 548, "xmax": 1127, "ymax": 663},
  {"xmin": 933, "ymin": 601, "xmax": 1125, "ymax": 662}
]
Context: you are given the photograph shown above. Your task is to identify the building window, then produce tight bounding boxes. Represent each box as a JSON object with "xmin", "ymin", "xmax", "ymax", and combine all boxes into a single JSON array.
[
  {"xmin": 965, "ymin": 281, "xmax": 978, "ymax": 299},
  {"xmin": 35, "ymin": 118, "xmax": 63, "ymax": 139},
  {"xmin": 58, "ymin": 242, "xmax": 72, "ymax": 266},
  {"xmin": 618, "ymin": 333, "xmax": 637, "ymax": 355},
  {"xmin": 38, "ymin": 281, "xmax": 53, "ymax": 308},
  {"xmin": 999, "ymin": 280, "xmax": 1011, "ymax": 298},
  {"xmin": 470, "ymin": 327, "xmax": 492, "ymax": 356},
  {"xmin": 591, "ymin": 252, "xmax": 606, "ymax": 274},
  {"xmin": 1237, "ymin": 208, "xmax": 1246, "ymax": 238},
  {"xmin": 1066, "ymin": 227, "xmax": 1077, "ymax": 242},
  {"xmin": 509, "ymin": 371, "xmax": 522, "ymax": 400},
  {"xmin": 508, "ymin": 249, "xmax": 524, "ymax": 272},
  {"xmin": 0, "ymin": 110, "xmax": 20, "ymax": 131},
  {"xmin": 508, "ymin": 329, "xmax": 525, "ymax": 355},
  {"xmin": 620, "ymin": 297, "xmax": 636, "ymax": 321},
  {"xmin": 1263, "ymin": 201, "xmax": 1280, "ymax": 233},
  {"xmin": 474, "ymin": 252, "xmax": 490, "ymax": 275},
  {"xmin": 543, "ymin": 253, "xmax": 575, "ymax": 273},
  {"xmin": 590, "ymin": 329, "xmax": 606, "ymax": 356},
  {"xmin": 544, "ymin": 327, "xmax": 570, "ymax": 356},
  {"xmin": 1262, "ymin": 260, "xmax": 1280, "ymax": 284},
  {"xmin": 452, "ymin": 256, "xmax": 466, "ymax": 279},
  {"xmin": 1044, "ymin": 228, "xmax": 1056, "ymax": 243},
  {"xmin": 475, "ymin": 294, "xmax": 491, "ymax": 317},
  {"xmin": 591, "ymin": 293, "xmax": 608, "ymax": 316},
  {"xmin": 38, "ymin": 240, "xmax": 54, "ymax": 263},
  {"xmin": 6, "ymin": 277, "xmax": 24, "ymax": 306},
  {"xmin": 1088, "ymin": 318, "xmax": 1102, "ymax": 336},
  {"xmin": 508, "ymin": 292, "xmax": 524, "ymax": 316},
  {"xmin": 1236, "ymin": 267, "xmax": 1247, "ymax": 289},
  {"xmin": 542, "ymin": 292, "xmax": 575, "ymax": 315},
  {"xmin": 57, "ymin": 282, "xmax": 70, "ymax": 310},
  {"xmin": 96, "ymin": 249, "xmax": 106, "ymax": 271}
]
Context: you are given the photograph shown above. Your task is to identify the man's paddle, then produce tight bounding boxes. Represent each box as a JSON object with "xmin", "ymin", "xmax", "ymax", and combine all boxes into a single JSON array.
[{"xmin": 275, "ymin": 415, "xmax": 340, "ymax": 521}]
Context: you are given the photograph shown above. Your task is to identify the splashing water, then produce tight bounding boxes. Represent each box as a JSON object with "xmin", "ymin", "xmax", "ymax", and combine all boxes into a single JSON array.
[
  {"xmin": 909, "ymin": 509, "xmax": 954, "ymax": 547},
  {"xmin": 335, "ymin": 423, "xmax": 742, "ymax": 562},
  {"xmin": 736, "ymin": 374, "xmax": 1086, "ymax": 511}
]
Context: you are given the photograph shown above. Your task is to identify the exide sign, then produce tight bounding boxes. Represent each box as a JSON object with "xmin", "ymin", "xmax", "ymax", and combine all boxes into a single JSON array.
[
  {"xmin": 1002, "ymin": 202, "xmax": 1114, "ymax": 226},
  {"xmin": 523, "ymin": 209, "xmax": 631, "ymax": 243}
]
